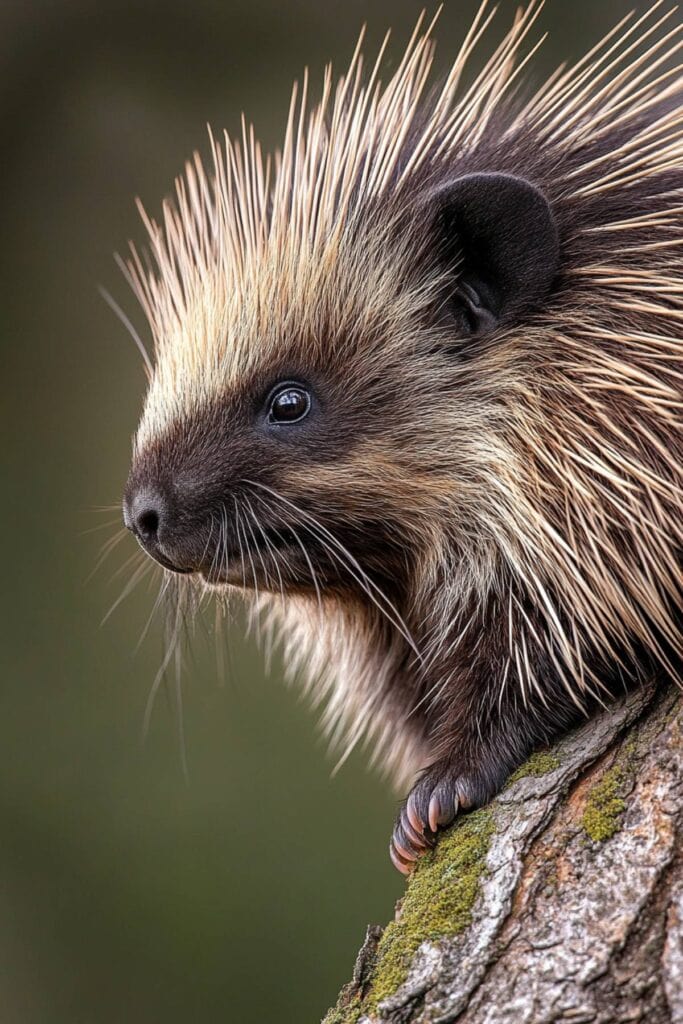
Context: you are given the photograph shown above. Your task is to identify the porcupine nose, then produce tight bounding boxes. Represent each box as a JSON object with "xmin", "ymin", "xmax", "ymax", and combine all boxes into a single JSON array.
[
  {"xmin": 125, "ymin": 488, "xmax": 167, "ymax": 550},
  {"xmin": 123, "ymin": 483, "xmax": 199, "ymax": 574}
]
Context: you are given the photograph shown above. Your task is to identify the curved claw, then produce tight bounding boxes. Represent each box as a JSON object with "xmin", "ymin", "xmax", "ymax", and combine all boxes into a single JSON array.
[
  {"xmin": 392, "ymin": 830, "xmax": 418, "ymax": 864},
  {"xmin": 428, "ymin": 794, "xmax": 441, "ymax": 834},
  {"xmin": 401, "ymin": 809, "xmax": 431, "ymax": 850},
  {"xmin": 389, "ymin": 807, "xmax": 435, "ymax": 875},
  {"xmin": 406, "ymin": 790, "xmax": 427, "ymax": 837},
  {"xmin": 429, "ymin": 790, "xmax": 459, "ymax": 833},
  {"xmin": 389, "ymin": 840, "xmax": 413, "ymax": 876}
]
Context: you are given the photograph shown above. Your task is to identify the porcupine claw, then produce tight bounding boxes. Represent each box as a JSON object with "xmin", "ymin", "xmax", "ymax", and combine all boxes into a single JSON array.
[{"xmin": 391, "ymin": 760, "xmax": 475, "ymax": 873}]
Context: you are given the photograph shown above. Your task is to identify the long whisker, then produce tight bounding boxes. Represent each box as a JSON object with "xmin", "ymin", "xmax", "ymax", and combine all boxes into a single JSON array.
[
  {"xmin": 213, "ymin": 508, "xmax": 241, "ymax": 688},
  {"xmin": 199, "ymin": 514, "xmax": 216, "ymax": 571},
  {"xmin": 101, "ymin": 558, "xmax": 152, "ymax": 625},
  {"xmin": 242, "ymin": 499, "xmax": 282, "ymax": 670},
  {"xmin": 174, "ymin": 631, "xmax": 189, "ymax": 784},
  {"xmin": 136, "ymin": 570, "xmax": 172, "ymax": 651},
  {"xmin": 287, "ymin": 521, "xmax": 325, "ymax": 619},
  {"xmin": 204, "ymin": 511, "xmax": 223, "ymax": 584},
  {"xmin": 241, "ymin": 498, "xmax": 273, "ymax": 591},
  {"xmin": 232, "ymin": 503, "xmax": 248, "ymax": 589},
  {"xmin": 298, "ymin": 519, "xmax": 421, "ymax": 661},
  {"xmin": 262, "ymin": 487, "xmax": 416, "ymax": 653},
  {"xmin": 109, "ymin": 549, "xmax": 148, "ymax": 583},
  {"xmin": 246, "ymin": 480, "xmax": 423, "ymax": 664},
  {"xmin": 210, "ymin": 507, "xmax": 226, "ymax": 584},
  {"xmin": 81, "ymin": 518, "xmax": 123, "ymax": 536},
  {"xmin": 86, "ymin": 527, "xmax": 129, "ymax": 583},
  {"xmin": 242, "ymin": 495, "xmax": 286, "ymax": 602},
  {"xmin": 142, "ymin": 577, "xmax": 185, "ymax": 739},
  {"xmin": 233, "ymin": 497, "xmax": 262, "ymax": 641},
  {"xmin": 248, "ymin": 490, "xmax": 324, "ymax": 619},
  {"xmin": 86, "ymin": 503, "xmax": 124, "ymax": 513}
]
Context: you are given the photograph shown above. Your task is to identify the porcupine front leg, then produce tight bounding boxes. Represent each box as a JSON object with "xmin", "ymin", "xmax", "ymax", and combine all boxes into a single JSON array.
[{"xmin": 390, "ymin": 675, "xmax": 582, "ymax": 874}]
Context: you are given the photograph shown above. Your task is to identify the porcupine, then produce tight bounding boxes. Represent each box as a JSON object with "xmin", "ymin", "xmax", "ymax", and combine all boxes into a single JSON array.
[{"xmin": 120, "ymin": 2, "xmax": 682, "ymax": 873}]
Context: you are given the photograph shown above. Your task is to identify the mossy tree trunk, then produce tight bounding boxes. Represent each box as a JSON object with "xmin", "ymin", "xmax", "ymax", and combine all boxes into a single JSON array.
[{"xmin": 324, "ymin": 685, "xmax": 682, "ymax": 1024}]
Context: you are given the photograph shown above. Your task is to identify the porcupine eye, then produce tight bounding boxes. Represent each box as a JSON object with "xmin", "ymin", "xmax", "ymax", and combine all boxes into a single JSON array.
[{"xmin": 267, "ymin": 383, "xmax": 311, "ymax": 424}]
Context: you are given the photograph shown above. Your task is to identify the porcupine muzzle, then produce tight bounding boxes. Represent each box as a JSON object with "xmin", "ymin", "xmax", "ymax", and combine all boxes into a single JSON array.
[
  {"xmin": 122, "ymin": 437, "xmax": 291, "ymax": 583},
  {"xmin": 122, "ymin": 480, "xmax": 197, "ymax": 574}
]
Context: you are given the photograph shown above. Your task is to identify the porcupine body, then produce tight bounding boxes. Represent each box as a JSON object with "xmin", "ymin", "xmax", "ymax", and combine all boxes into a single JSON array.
[{"xmin": 121, "ymin": 3, "xmax": 682, "ymax": 872}]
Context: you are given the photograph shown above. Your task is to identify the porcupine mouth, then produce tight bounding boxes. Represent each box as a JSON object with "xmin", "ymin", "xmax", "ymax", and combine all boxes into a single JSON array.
[
  {"xmin": 126, "ymin": 527, "xmax": 195, "ymax": 574},
  {"xmin": 200, "ymin": 526, "xmax": 302, "ymax": 585},
  {"xmin": 140, "ymin": 547, "xmax": 194, "ymax": 575}
]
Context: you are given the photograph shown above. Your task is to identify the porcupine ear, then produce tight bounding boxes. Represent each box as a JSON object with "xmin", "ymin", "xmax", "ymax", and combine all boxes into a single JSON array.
[{"xmin": 431, "ymin": 172, "xmax": 559, "ymax": 335}]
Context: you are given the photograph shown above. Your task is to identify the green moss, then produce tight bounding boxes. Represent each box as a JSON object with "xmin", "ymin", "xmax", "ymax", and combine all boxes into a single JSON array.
[
  {"xmin": 507, "ymin": 750, "xmax": 561, "ymax": 785},
  {"xmin": 581, "ymin": 763, "xmax": 626, "ymax": 842},
  {"xmin": 623, "ymin": 736, "xmax": 637, "ymax": 758},
  {"xmin": 321, "ymin": 997, "xmax": 362, "ymax": 1024},
  {"xmin": 366, "ymin": 808, "xmax": 494, "ymax": 1010}
]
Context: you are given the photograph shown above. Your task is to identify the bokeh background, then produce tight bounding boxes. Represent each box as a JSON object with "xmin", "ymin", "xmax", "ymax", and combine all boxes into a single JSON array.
[{"xmin": 0, "ymin": 1, "xmax": 661, "ymax": 1021}]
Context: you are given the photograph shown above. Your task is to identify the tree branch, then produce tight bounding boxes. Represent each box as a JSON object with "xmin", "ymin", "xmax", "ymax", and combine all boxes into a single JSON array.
[{"xmin": 324, "ymin": 684, "xmax": 682, "ymax": 1023}]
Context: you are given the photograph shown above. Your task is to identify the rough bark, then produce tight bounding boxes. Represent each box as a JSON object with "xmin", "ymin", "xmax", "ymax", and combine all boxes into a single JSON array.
[{"xmin": 324, "ymin": 684, "xmax": 683, "ymax": 1024}]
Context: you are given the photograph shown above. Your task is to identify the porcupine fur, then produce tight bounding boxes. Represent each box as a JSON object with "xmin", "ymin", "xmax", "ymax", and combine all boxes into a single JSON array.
[{"xmin": 121, "ymin": 1, "xmax": 682, "ymax": 871}]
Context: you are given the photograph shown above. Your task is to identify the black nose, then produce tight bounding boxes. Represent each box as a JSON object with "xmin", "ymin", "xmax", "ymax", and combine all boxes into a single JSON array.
[
  {"xmin": 125, "ymin": 488, "xmax": 167, "ymax": 547},
  {"xmin": 123, "ymin": 485, "xmax": 196, "ymax": 574}
]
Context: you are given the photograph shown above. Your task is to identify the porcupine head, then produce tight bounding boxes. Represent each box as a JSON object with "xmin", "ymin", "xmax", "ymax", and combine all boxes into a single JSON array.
[{"xmin": 121, "ymin": 4, "xmax": 682, "ymax": 872}]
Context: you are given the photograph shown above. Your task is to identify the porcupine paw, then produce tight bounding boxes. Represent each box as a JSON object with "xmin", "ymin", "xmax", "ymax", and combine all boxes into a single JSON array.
[{"xmin": 389, "ymin": 760, "xmax": 477, "ymax": 875}]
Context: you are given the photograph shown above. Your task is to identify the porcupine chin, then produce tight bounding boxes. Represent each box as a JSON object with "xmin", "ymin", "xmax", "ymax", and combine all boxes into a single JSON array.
[{"xmin": 120, "ymin": 1, "xmax": 682, "ymax": 874}]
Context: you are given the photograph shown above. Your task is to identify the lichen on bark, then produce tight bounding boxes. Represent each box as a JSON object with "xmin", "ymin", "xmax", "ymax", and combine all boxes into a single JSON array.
[
  {"xmin": 581, "ymin": 761, "xmax": 627, "ymax": 841},
  {"xmin": 506, "ymin": 749, "xmax": 561, "ymax": 785}
]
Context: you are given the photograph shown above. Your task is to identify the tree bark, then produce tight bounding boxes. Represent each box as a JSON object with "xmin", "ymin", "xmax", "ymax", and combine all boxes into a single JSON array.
[{"xmin": 324, "ymin": 684, "xmax": 683, "ymax": 1024}]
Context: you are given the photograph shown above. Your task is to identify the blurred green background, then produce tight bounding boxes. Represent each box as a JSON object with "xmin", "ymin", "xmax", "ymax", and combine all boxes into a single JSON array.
[{"xmin": 0, "ymin": 1, "xmax": 655, "ymax": 1021}]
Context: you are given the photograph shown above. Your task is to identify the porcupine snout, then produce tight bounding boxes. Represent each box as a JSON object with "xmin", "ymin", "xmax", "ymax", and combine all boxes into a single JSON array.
[
  {"xmin": 123, "ymin": 462, "xmax": 214, "ymax": 576},
  {"xmin": 123, "ymin": 481, "xmax": 187, "ymax": 573}
]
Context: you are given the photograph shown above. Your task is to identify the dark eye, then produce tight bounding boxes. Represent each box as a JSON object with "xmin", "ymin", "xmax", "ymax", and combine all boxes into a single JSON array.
[{"xmin": 267, "ymin": 383, "xmax": 311, "ymax": 424}]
